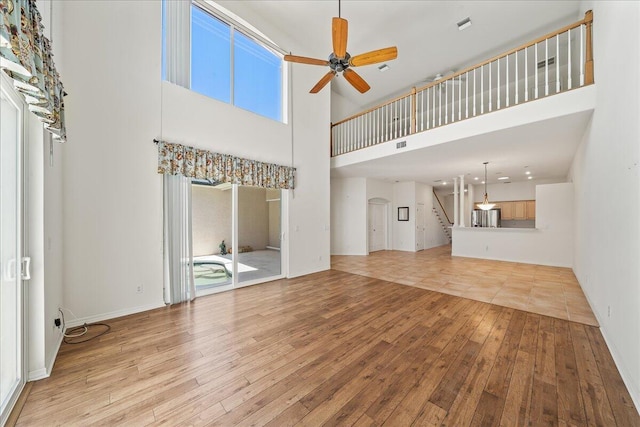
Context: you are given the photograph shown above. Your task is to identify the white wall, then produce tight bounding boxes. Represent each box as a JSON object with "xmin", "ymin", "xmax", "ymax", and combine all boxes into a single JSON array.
[
  {"xmin": 58, "ymin": 0, "xmax": 330, "ymax": 322},
  {"xmin": 330, "ymin": 177, "xmax": 367, "ymax": 255},
  {"xmin": 393, "ymin": 181, "xmax": 416, "ymax": 251},
  {"xmin": 453, "ymin": 183, "xmax": 573, "ymax": 267},
  {"xmin": 331, "ymin": 91, "xmax": 362, "ymax": 123},
  {"xmin": 569, "ymin": 0, "xmax": 640, "ymax": 407},
  {"xmin": 471, "ymin": 178, "xmax": 564, "ymax": 202}
]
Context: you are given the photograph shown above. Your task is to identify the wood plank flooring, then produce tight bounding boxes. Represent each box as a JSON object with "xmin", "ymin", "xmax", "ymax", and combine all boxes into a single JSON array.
[
  {"xmin": 16, "ymin": 270, "xmax": 638, "ymax": 426},
  {"xmin": 332, "ymin": 246, "xmax": 598, "ymax": 325}
]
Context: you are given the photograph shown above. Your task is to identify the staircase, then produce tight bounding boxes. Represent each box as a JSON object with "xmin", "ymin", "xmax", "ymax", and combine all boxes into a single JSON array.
[{"xmin": 432, "ymin": 208, "xmax": 452, "ymax": 243}]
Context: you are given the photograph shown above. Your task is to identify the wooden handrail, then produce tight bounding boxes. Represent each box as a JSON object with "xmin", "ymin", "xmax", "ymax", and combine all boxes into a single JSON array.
[
  {"xmin": 331, "ymin": 10, "xmax": 593, "ymax": 128},
  {"xmin": 433, "ymin": 189, "xmax": 452, "ymax": 225}
]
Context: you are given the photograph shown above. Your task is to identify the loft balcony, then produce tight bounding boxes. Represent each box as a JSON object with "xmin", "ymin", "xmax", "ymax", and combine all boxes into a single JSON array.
[{"xmin": 330, "ymin": 11, "xmax": 595, "ymax": 167}]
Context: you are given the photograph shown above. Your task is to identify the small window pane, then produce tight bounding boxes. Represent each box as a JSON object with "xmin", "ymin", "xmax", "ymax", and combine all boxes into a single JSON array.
[
  {"xmin": 233, "ymin": 31, "xmax": 282, "ymax": 121},
  {"xmin": 191, "ymin": 6, "xmax": 231, "ymax": 103}
]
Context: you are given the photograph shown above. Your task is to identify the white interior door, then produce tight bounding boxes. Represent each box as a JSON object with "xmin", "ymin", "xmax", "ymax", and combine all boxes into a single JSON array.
[
  {"xmin": 416, "ymin": 203, "xmax": 425, "ymax": 251},
  {"xmin": 368, "ymin": 203, "xmax": 386, "ymax": 252},
  {"xmin": 1, "ymin": 85, "xmax": 25, "ymax": 425}
]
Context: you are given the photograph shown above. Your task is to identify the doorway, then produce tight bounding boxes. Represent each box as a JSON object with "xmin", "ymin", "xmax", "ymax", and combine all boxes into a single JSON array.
[
  {"xmin": 368, "ymin": 200, "xmax": 388, "ymax": 253},
  {"xmin": 190, "ymin": 182, "xmax": 284, "ymax": 296}
]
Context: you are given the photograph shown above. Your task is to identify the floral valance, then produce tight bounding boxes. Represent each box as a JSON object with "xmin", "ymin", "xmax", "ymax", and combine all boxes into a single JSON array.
[
  {"xmin": 1, "ymin": 0, "xmax": 66, "ymax": 142},
  {"xmin": 157, "ymin": 141, "xmax": 296, "ymax": 190}
]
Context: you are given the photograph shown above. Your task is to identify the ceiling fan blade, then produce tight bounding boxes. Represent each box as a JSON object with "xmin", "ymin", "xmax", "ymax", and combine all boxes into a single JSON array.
[
  {"xmin": 349, "ymin": 47, "xmax": 398, "ymax": 67},
  {"xmin": 332, "ymin": 17, "xmax": 348, "ymax": 58},
  {"xmin": 310, "ymin": 71, "xmax": 337, "ymax": 93},
  {"xmin": 343, "ymin": 69, "xmax": 371, "ymax": 93},
  {"xmin": 284, "ymin": 55, "xmax": 329, "ymax": 66}
]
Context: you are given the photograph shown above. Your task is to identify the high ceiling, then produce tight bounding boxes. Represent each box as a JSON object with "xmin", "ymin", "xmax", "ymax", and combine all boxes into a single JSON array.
[
  {"xmin": 217, "ymin": 0, "xmax": 582, "ymax": 113},
  {"xmin": 216, "ymin": 1, "xmax": 587, "ymax": 186}
]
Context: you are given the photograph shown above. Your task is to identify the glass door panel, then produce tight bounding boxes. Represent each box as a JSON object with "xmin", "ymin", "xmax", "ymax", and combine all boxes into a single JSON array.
[
  {"xmin": 0, "ymin": 87, "xmax": 24, "ymax": 424},
  {"xmin": 191, "ymin": 181, "xmax": 233, "ymax": 295},
  {"xmin": 237, "ymin": 186, "xmax": 281, "ymax": 284}
]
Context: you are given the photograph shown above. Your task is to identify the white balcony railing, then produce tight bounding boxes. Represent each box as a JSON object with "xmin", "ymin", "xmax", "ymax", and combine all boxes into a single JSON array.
[{"xmin": 331, "ymin": 11, "xmax": 594, "ymax": 157}]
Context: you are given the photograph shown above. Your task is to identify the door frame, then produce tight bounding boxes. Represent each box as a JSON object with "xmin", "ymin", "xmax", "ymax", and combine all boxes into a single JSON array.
[
  {"xmin": 0, "ymin": 74, "xmax": 28, "ymax": 426},
  {"xmin": 367, "ymin": 198, "xmax": 391, "ymax": 254}
]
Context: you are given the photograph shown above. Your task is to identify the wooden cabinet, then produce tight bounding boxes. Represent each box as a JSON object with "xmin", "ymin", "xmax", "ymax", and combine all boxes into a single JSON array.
[
  {"xmin": 513, "ymin": 201, "xmax": 526, "ymax": 220},
  {"xmin": 494, "ymin": 200, "xmax": 535, "ymax": 221},
  {"xmin": 500, "ymin": 202, "xmax": 513, "ymax": 220},
  {"xmin": 526, "ymin": 200, "xmax": 536, "ymax": 220}
]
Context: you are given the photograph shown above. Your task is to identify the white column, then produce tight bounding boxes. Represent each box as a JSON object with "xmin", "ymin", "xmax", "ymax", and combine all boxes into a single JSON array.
[
  {"xmin": 453, "ymin": 177, "xmax": 459, "ymax": 227},
  {"xmin": 467, "ymin": 183, "xmax": 475, "ymax": 226},
  {"xmin": 459, "ymin": 175, "xmax": 465, "ymax": 227}
]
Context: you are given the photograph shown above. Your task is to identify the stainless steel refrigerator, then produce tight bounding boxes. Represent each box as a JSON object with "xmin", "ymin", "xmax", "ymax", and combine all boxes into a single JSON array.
[{"xmin": 472, "ymin": 209, "xmax": 501, "ymax": 228}]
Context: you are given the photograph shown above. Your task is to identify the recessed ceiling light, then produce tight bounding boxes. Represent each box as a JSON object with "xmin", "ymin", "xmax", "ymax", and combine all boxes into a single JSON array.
[
  {"xmin": 474, "ymin": 177, "xmax": 479, "ymax": 180},
  {"xmin": 528, "ymin": 176, "xmax": 533, "ymax": 180},
  {"xmin": 442, "ymin": 182, "xmax": 447, "ymax": 185},
  {"xmin": 481, "ymin": 181, "xmax": 485, "ymax": 184},
  {"xmin": 378, "ymin": 64, "xmax": 390, "ymax": 72},
  {"xmin": 497, "ymin": 176, "xmax": 510, "ymax": 180},
  {"xmin": 457, "ymin": 17, "xmax": 472, "ymax": 31},
  {"xmin": 525, "ymin": 171, "xmax": 531, "ymax": 175}
]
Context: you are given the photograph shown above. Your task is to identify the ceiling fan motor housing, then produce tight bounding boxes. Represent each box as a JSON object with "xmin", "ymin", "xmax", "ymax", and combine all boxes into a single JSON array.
[{"xmin": 329, "ymin": 52, "xmax": 351, "ymax": 72}]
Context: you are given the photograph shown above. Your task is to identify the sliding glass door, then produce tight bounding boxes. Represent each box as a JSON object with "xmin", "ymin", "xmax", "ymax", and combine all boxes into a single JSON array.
[
  {"xmin": 1, "ymin": 84, "xmax": 26, "ymax": 425},
  {"xmin": 237, "ymin": 186, "xmax": 281, "ymax": 285},
  {"xmin": 190, "ymin": 182, "xmax": 283, "ymax": 296}
]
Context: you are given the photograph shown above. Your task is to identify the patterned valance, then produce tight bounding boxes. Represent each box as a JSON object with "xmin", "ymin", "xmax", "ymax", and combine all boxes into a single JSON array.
[
  {"xmin": 157, "ymin": 141, "xmax": 296, "ymax": 190},
  {"xmin": 1, "ymin": 0, "xmax": 66, "ymax": 142}
]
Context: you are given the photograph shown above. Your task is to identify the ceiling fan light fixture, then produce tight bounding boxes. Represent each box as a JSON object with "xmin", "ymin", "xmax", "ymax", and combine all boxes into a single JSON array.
[{"xmin": 457, "ymin": 17, "xmax": 472, "ymax": 31}]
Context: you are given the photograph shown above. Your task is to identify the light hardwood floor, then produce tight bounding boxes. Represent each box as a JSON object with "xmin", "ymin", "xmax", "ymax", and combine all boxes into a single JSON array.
[
  {"xmin": 16, "ymin": 269, "xmax": 638, "ymax": 425},
  {"xmin": 333, "ymin": 245, "xmax": 598, "ymax": 326}
]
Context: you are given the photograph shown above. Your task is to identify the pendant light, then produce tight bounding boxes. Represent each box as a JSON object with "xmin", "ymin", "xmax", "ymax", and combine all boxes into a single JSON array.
[{"xmin": 477, "ymin": 162, "xmax": 496, "ymax": 211}]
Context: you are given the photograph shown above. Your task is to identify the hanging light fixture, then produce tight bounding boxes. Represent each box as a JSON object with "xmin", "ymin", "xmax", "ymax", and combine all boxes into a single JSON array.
[{"xmin": 477, "ymin": 162, "xmax": 496, "ymax": 211}]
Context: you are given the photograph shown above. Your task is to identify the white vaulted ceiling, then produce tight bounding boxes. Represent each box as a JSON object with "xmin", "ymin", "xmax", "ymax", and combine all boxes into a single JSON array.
[{"xmin": 216, "ymin": 1, "xmax": 587, "ymax": 185}]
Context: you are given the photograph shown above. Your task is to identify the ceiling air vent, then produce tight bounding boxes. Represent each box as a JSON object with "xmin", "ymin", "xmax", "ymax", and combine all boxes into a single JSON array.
[
  {"xmin": 537, "ymin": 57, "xmax": 555, "ymax": 69},
  {"xmin": 396, "ymin": 141, "xmax": 407, "ymax": 149}
]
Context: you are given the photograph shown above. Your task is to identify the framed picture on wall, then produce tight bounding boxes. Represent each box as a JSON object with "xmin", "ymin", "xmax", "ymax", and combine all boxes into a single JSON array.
[{"xmin": 398, "ymin": 207, "xmax": 409, "ymax": 221}]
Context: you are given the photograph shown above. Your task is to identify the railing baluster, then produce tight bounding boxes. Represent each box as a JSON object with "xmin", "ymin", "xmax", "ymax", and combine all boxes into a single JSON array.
[
  {"xmin": 568, "ymin": 28, "xmax": 572, "ymax": 89},
  {"xmin": 458, "ymin": 76, "xmax": 462, "ymax": 121},
  {"xmin": 497, "ymin": 58, "xmax": 501, "ymax": 110},
  {"xmin": 465, "ymin": 72, "xmax": 469, "ymax": 118},
  {"xmin": 438, "ymin": 84, "xmax": 442, "ymax": 126},
  {"xmin": 481, "ymin": 65, "xmax": 484, "ymax": 114},
  {"xmin": 545, "ymin": 38, "xmax": 549, "ymax": 96},
  {"xmin": 515, "ymin": 49, "xmax": 519, "ymax": 104},
  {"xmin": 556, "ymin": 34, "xmax": 560, "ymax": 93},
  {"xmin": 506, "ymin": 54, "xmax": 510, "ymax": 107},
  {"xmin": 525, "ymin": 46, "xmax": 529, "ymax": 101},
  {"xmin": 432, "ymin": 86, "xmax": 436, "ymax": 128},
  {"xmin": 580, "ymin": 23, "xmax": 584, "ymax": 86},
  {"xmin": 473, "ymin": 69, "xmax": 476, "ymax": 116},
  {"xmin": 489, "ymin": 61, "xmax": 492, "ymax": 112},
  {"xmin": 445, "ymin": 82, "xmax": 448, "ymax": 124},
  {"xmin": 534, "ymin": 42, "xmax": 539, "ymax": 99}
]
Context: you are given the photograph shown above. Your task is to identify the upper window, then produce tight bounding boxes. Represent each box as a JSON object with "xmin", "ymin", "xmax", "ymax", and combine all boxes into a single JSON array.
[{"xmin": 165, "ymin": 2, "xmax": 284, "ymax": 123}]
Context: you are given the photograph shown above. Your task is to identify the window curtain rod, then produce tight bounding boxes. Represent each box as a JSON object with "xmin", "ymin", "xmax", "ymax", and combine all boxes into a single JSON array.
[{"xmin": 155, "ymin": 139, "xmax": 296, "ymax": 190}]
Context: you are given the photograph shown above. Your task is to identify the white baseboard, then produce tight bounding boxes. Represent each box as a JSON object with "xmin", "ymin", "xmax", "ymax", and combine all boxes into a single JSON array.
[
  {"xmin": 28, "ymin": 367, "xmax": 48, "ymax": 381},
  {"xmin": 64, "ymin": 302, "xmax": 166, "ymax": 328}
]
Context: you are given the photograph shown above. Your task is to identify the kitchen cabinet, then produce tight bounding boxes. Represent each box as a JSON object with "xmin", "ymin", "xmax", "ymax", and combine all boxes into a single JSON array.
[
  {"xmin": 500, "ymin": 202, "xmax": 513, "ymax": 220},
  {"xmin": 526, "ymin": 200, "xmax": 536, "ymax": 220},
  {"xmin": 494, "ymin": 200, "xmax": 535, "ymax": 221},
  {"xmin": 513, "ymin": 201, "xmax": 526, "ymax": 220}
]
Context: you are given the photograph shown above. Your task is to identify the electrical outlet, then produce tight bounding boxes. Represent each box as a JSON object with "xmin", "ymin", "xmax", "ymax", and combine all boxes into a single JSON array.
[
  {"xmin": 136, "ymin": 284, "xmax": 144, "ymax": 294},
  {"xmin": 54, "ymin": 318, "xmax": 61, "ymax": 328},
  {"xmin": 607, "ymin": 305, "xmax": 611, "ymax": 318}
]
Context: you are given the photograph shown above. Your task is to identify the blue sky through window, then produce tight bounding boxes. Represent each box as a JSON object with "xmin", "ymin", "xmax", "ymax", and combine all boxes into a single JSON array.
[{"xmin": 188, "ymin": 4, "xmax": 283, "ymax": 122}]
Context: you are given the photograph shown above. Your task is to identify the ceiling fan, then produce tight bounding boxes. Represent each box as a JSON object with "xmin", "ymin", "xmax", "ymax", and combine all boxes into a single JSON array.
[{"xmin": 284, "ymin": 0, "xmax": 398, "ymax": 94}]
